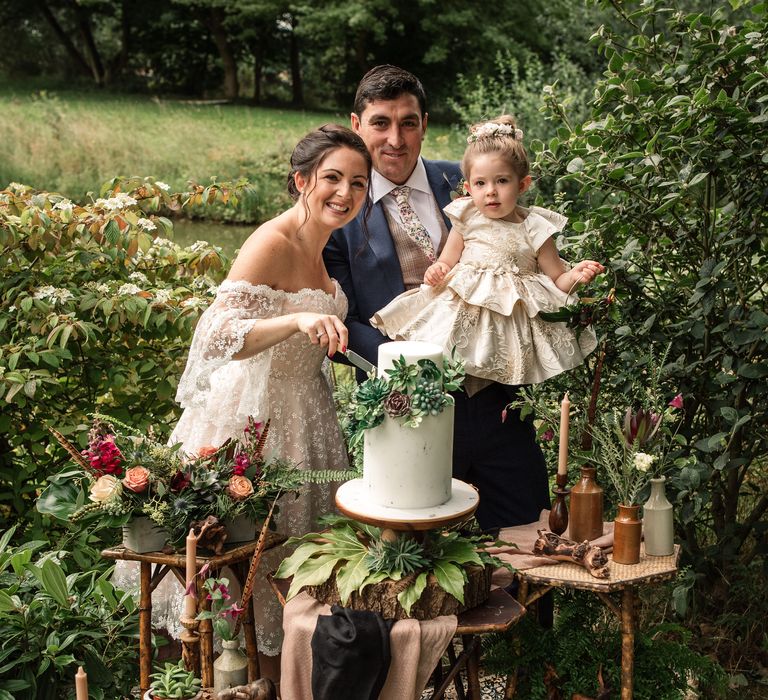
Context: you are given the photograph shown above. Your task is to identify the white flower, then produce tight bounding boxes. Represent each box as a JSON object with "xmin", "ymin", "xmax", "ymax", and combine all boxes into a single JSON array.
[
  {"xmin": 33, "ymin": 286, "xmax": 74, "ymax": 304},
  {"xmin": 634, "ymin": 452, "xmax": 655, "ymax": 473},
  {"xmin": 8, "ymin": 182, "xmax": 27, "ymax": 193},
  {"xmin": 467, "ymin": 123, "xmax": 523, "ymax": 143},
  {"xmin": 155, "ymin": 181, "xmax": 170, "ymax": 191},
  {"xmin": 129, "ymin": 271, "xmax": 150, "ymax": 285},
  {"xmin": 117, "ymin": 283, "xmax": 142, "ymax": 296},
  {"xmin": 94, "ymin": 193, "xmax": 138, "ymax": 211},
  {"xmin": 181, "ymin": 296, "xmax": 207, "ymax": 308},
  {"xmin": 53, "ymin": 199, "xmax": 74, "ymax": 211},
  {"xmin": 189, "ymin": 240, "xmax": 210, "ymax": 253},
  {"xmin": 137, "ymin": 218, "xmax": 157, "ymax": 231},
  {"xmin": 89, "ymin": 475, "xmax": 121, "ymax": 503},
  {"xmin": 153, "ymin": 289, "xmax": 171, "ymax": 304},
  {"xmin": 151, "ymin": 237, "xmax": 173, "ymax": 248}
]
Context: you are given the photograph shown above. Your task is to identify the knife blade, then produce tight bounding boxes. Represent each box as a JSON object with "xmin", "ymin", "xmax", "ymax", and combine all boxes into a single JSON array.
[{"xmin": 342, "ymin": 348, "xmax": 376, "ymax": 376}]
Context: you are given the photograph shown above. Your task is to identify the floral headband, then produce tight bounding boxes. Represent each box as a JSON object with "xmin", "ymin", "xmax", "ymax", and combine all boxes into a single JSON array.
[{"xmin": 467, "ymin": 122, "xmax": 524, "ymax": 143}]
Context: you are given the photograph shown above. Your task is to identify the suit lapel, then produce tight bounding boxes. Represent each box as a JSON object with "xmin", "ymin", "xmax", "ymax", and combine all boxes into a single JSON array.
[
  {"xmin": 361, "ymin": 201, "xmax": 403, "ymax": 300},
  {"xmin": 425, "ymin": 161, "xmax": 461, "ymax": 229}
]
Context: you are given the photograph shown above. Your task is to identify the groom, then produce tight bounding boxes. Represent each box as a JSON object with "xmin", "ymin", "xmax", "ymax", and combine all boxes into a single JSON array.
[{"xmin": 324, "ymin": 65, "xmax": 550, "ymax": 531}]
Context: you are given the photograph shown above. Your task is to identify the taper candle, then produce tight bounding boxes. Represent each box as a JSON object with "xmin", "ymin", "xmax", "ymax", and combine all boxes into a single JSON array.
[
  {"xmin": 183, "ymin": 528, "xmax": 197, "ymax": 619},
  {"xmin": 557, "ymin": 392, "xmax": 570, "ymax": 476},
  {"xmin": 75, "ymin": 666, "xmax": 88, "ymax": 700}
]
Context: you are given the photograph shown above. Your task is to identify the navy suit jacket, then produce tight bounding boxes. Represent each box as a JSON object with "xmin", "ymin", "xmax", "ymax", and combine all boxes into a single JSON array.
[{"xmin": 324, "ymin": 159, "xmax": 462, "ymax": 367}]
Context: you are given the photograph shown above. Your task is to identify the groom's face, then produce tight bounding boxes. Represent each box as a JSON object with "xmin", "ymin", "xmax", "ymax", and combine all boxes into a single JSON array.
[{"xmin": 351, "ymin": 93, "xmax": 427, "ymax": 186}]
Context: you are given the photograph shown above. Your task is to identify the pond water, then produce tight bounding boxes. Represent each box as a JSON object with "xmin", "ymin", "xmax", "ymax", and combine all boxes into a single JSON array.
[{"xmin": 171, "ymin": 219, "xmax": 255, "ymax": 257}]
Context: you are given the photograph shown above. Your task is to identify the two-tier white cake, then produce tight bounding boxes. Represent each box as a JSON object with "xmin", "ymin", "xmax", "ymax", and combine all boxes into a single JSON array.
[{"xmin": 363, "ymin": 341, "xmax": 453, "ymax": 509}]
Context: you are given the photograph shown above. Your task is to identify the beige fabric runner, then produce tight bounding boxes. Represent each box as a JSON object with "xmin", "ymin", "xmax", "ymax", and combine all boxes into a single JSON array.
[
  {"xmin": 488, "ymin": 509, "xmax": 615, "ymax": 588},
  {"xmin": 280, "ymin": 592, "xmax": 457, "ymax": 700}
]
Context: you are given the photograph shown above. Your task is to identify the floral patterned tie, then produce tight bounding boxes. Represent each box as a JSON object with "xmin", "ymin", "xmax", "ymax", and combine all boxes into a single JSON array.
[{"xmin": 390, "ymin": 185, "xmax": 436, "ymax": 262}]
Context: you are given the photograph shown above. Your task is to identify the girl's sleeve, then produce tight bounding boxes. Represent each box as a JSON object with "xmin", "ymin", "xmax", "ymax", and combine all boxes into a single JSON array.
[
  {"xmin": 527, "ymin": 206, "xmax": 569, "ymax": 252},
  {"xmin": 443, "ymin": 197, "xmax": 476, "ymax": 238}
]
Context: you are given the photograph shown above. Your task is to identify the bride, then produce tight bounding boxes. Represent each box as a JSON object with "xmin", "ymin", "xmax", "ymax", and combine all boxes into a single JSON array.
[{"xmin": 120, "ymin": 124, "xmax": 371, "ymax": 685}]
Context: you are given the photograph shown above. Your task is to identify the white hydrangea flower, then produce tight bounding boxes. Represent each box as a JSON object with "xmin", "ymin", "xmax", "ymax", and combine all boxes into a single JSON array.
[
  {"xmin": 33, "ymin": 286, "xmax": 74, "ymax": 304},
  {"xmin": 181, "ymin": 296, "xmax": 207, "ymax": 308},
  {"xmin": 151, "ymin": 238, "xmax": 173, "ymax": 248},
  {"xmin": 117, "ymin": 283, "xmax": 142, "ymax": 296},
  {"xmin": 137, "ymin": 218, "xmax": 157, "ymax": 231},
  {"xmin": 8, "ymin": 182, "xmax": 26, "ymax": 193},
  {"xmin": 0, "ymin": 193, "xmax": 9, "ymax": 204},
  {"xmin": 153, "ymin": 289, "xmax": 172, "ymax": 304},
  {"xmin": 189, "ymin": 240, "xmax": 210, "ymax": 253},
  {"xmin": 129, "ymin": 271, "xmax": 150, "ymax": 285},
  {"xmin": 155, "ymin": 181, "xmax": 170, "ymax": 191},
  {"xmin": 95, "ymin": 193, "xmax": 138, "ymax": 211},
  {"xmin": 634, "ymin": 452, "xmax": 656, "ymax": 473},
  {"xmin": 53, "ymin": 199, "xmax": 74, "ymax": 211}
]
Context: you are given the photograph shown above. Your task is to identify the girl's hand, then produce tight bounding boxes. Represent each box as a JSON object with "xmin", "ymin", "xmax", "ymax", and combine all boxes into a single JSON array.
[
  {"xmin": 572, "ymin": 260, "xmax": 605, "ymax": 285},
  {"xmin": 424, "ymin": 261, "xmax": 451, "ymax": 286},
  {"xmin": 295, "ymin": 313, "xmax": 348, "ymax": 357}
]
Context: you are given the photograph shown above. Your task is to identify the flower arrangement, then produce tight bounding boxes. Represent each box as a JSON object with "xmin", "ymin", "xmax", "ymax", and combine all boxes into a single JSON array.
[
  {"xmin": 340, "ymin": 351, "xmax": 465, "ymax": 451},
  {"xmin": 39, "ymin": 414, "xmax": 306, "ymax": 546}
]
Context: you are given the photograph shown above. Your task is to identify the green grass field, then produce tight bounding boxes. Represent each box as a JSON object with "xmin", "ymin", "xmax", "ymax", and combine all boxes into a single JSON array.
[{"xmin": 0, "ymin": 85, "xmax": 465, "ymax": 223}]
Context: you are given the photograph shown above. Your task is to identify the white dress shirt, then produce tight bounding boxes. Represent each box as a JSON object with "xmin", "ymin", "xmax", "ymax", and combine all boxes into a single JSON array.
[{"xmin": 371, "ymin": 158, "xmax": 444, "ymax": 252}]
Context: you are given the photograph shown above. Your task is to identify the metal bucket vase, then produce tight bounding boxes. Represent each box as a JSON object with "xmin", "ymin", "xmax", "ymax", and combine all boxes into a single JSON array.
[
  {"xmin": 612, "ymin": 504, "xmax": 642, "ymax": 565},
  {"xmin": 224, "ymin": 515, "xmax": 257, "ymax": 543},
  {"xmin": 122, "ymin": 516, "xmax": 168, "ymax": 553},
  {"xmin": 643, "ymin": 476, "xmax": 674, "ymax": 556}
]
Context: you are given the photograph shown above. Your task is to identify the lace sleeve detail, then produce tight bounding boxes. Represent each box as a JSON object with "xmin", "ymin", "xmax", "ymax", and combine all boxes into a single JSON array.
[{"xmin": 174, "ymin": 281, "xmax": 283, "ymax": 426}]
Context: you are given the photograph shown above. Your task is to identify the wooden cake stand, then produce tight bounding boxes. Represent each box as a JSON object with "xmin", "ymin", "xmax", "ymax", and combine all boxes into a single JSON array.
[{"xmin": 335, "ymin": 477, "xmax": 479, "ymax": 534}]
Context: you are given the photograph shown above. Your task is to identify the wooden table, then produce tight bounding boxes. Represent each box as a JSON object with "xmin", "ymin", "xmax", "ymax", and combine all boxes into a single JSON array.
[
  {"xmin": 507, "ymin": 543, "xmax": 680, "ymax": 700},
  {"xmin": 102, "ymin": 532, "xmax": 285, "ymax": 695},
  {"xmin": 268, "ymin": 575, "xmax": 525, "ymax": 700}
]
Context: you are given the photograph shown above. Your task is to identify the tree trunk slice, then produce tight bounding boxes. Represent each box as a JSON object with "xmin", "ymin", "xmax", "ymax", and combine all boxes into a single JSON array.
[{"xmin": 303, "ymin": 564, "xmax": 492, "ymax": 621}]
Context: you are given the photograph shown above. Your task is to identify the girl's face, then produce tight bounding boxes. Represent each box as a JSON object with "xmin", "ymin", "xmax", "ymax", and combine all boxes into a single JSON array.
[
  {"xmin": 465, "ymin": 153, "xmax": 531, "ymax": 221},
  {"xmin": 295, "ymin": 147, "xmax": 370, "ymax": 231}
]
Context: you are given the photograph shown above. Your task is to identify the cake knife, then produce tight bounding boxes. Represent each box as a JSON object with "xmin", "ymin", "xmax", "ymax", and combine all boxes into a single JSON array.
[{"xmin": 341, "ymin": 348, "xmax": 376, "ymax": 376}]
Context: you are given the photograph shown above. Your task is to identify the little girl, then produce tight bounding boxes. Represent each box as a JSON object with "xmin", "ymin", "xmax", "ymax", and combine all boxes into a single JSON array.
[{"xmin": 371, "ymin": 115, "xmax": 604, "ymax": 387}]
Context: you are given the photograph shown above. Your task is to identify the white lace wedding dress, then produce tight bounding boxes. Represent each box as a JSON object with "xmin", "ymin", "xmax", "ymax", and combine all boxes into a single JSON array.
[{"xmin": 113, "ymin": 280, "xmax": 349, "ymax": 656}]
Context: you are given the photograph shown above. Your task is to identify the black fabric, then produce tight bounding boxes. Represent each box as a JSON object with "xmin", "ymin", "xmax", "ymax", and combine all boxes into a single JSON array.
[
  {"xmin": 452, "ymin": 383, "xmax": 550, "ymax": 531},
  {"xmin": 310, "ymin": 605, "xmax": 395, "ymax": 700}
]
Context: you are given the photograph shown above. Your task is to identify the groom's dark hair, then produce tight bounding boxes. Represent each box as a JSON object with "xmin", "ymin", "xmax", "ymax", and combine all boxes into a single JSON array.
[{"xmin": 353, "ymin": 65, "xmax": 427, "ymax": 117}]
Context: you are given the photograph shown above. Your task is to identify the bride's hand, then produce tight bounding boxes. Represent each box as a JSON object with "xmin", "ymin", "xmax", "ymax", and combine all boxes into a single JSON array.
[{"xmin": 295, "ymin": 313, "xmax": 348, "ymax": 357}]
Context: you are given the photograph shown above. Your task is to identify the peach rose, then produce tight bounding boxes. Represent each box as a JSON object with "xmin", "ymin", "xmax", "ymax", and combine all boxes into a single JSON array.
[
  {"xmin": 123, "ymin": 466, "xmax": 150, "ymax": 493},
  {"xmin": 197, "ymin": 445, "xmax": 219, "ymax": 460},
  {"xmin": 227, "ymin": 475, "xmax": 254, "ymax": 501},
  {"xmin": 89, "ymin": 474, "xmax": 120, "ymax": 502}
]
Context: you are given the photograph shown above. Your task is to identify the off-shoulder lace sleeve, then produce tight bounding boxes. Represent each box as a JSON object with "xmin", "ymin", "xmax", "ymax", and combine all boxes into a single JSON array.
[{"xmin": 171, "ymin": 281, "xmax": 283, "ymax": 451}]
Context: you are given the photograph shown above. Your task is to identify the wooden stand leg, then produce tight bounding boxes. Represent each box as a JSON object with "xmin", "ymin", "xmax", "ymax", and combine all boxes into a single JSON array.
[
  {"xmin": 620, "ymin": 588, "xmax": 635, "ymax": 700},
  {"xmin": 198, "ymin": 577, "xmax": 214, "ymax": 688},
  {"xmin": 139, "ymin": 562, "xmax": 152, "ymax": 695},
  {"xmin": 464, "ymin": 635, "xmax": 481, "ymax": 700}
]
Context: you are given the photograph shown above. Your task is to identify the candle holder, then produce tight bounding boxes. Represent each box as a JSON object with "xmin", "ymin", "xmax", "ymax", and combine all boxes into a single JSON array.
[
  {"xmin": 179, "ymin": 614, "xmax": 201, "ymax": 678},
  {"xmin": 548, "ymin": 472, "xmax": 571, "ymax": 536}
]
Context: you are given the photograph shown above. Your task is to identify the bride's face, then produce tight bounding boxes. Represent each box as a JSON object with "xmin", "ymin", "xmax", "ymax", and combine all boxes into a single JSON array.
[{"xmin": 296, "ymin": 147, "xmax": 369, "ymax": 230}]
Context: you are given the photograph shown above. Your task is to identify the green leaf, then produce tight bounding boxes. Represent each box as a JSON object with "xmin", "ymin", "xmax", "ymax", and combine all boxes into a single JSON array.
[
  {"xmin": 397, "ymin": 572, "xmax": 428, "ymax": 616},
  {"xmin": 104, "ymin": 219, "xmax": 120, "ymax": 245},
  {"xmin": 566, "ymin": 157, "xmax": 585, "ymax": 173},
  {"xmin": 335, "ymin": 551, "xmax": 371, "ymax": 605},
  {"xmin": 432, "ymin": 561, "xmax": 466, "ymax": 605},
  {"xmin": 285, "ymin": 554, "xmax": 339, "ymax": 600},
  {"xmin": 275, "ymin": 541, "xmax": 329, "ymax": 579},
  {"xmin": 437, "ymin": 539, "xmax": 483, "ymax": 567},
  {"xmin": 41, "ymin": 559, "xmax": 70, "ymax": 607},
  {"xmin": 0, "ymin": 589, "xmax": 18, "ymax": 612},
  {"xmin": 36, "ymin": 473, "xmax": 83, "ymax": 520}
]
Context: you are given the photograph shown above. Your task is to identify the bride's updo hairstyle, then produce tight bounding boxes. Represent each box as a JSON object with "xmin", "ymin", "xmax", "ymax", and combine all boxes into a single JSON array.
[
  {"xmin": 461, "ymin": 115, "xmax": 529, "ymax": 182},
  {"xmin": 286, "ymin": 123, "xmax": 372, "ymax": 201}
]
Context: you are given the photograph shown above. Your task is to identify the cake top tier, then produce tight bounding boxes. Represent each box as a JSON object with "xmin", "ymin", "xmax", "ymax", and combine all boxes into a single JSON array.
[{"xmin": 377, "ymin": 341, "xmax": 444, "ymax": 374}]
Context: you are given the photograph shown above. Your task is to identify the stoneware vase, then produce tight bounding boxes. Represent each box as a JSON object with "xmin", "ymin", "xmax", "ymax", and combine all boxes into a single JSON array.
[
  {"xmin": 122, "ymin": 516, "xmax": 168, "ymax": 553},
  {"xmin": 224, "ymin": 514, "xmax": 257, "ymax": 544},
  {"xmin": 612, "ymin": 504, "xmax": 642, "ymax": 564},
  {"xmin": 213, "ymin": 639, "xmax": 249, "ymax": 693},
  {"xmin": 643, "ymin": 476, "xmax": 674, "ymax": 556},
  {"xmin": 568, "ymin": 466, "xmax": 604, "ymax": 543}
]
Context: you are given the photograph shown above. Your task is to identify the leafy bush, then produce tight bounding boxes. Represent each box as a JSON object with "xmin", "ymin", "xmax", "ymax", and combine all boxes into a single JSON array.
[
  {"xmin": 533, "ymin": 0, "xmax": 767, "ymax": 594},
  {"xmin": 0, "ymin": 526, "xmax": 139, "ymax": 699},
  {"xmin": 0, "ymin": 177, "xmax": 244, "ymax": 539}
]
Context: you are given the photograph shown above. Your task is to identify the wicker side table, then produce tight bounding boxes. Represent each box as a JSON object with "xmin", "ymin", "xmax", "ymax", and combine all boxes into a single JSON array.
[
  {"xmin": 102, "ymin": 532, "xmax": 285, "ymax": 695},
  {"xmin": 507, "ymin": 543, "xmax": 680, "ymax": 700}
]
